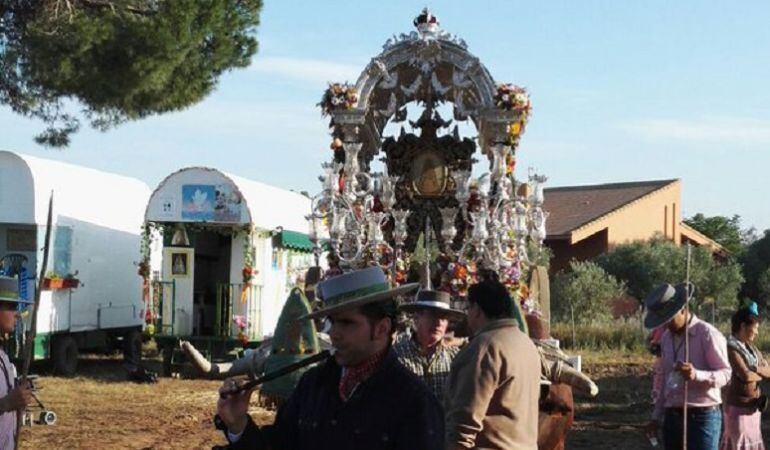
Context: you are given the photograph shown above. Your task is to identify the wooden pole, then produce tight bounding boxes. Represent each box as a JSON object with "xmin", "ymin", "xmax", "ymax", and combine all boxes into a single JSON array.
[
  {"xmin": 424, "ymin": 218, "xmax": 432, "ymax": 290},
  {"xmin": 15, "ymin": 192, "xmax": 53, "ymax": 448},
  {"xmin": 682, "ymin": 243, "xmax": 692, "ymax": 450}
]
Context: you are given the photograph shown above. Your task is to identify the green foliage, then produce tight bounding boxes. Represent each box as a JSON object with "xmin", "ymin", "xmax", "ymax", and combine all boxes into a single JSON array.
[
  {"xmin": 595, "ymin": 236, "xmax": 682, "ymax": 301},
  {"xmin": 1, "ymin": 0, "xmax": 262, "ymax": 146},
  {"xmin": 410, "ymin": 232, "xmax": 441, "ymax": 265},
  {"xmin": 759, "ymin": 267, "xmax": 770, "ymax": 305},
  {"xmin": 741, "ymin": 230, "xmax": 770, "ymax": 305},
  {"xmin": 527, "ymin": 239, "xmax": 552, "ymax": 269},
  {"xmin": 520, "ymin": 240, "xmax": 552, "ymax": 286},
  {"xmin": 684, "ymin": 213, "xmax": 746, "ymax": 255},
  {"xmin": 597, "ymin": 236, "xmax": 744, "ymax": 319},
  {"xmin": 551, "ymin": 260, "xmax": 625, "ymax": 325}
]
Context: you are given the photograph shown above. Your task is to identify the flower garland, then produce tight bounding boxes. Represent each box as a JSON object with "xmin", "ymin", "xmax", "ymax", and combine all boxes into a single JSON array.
[
  {"xmin": 506, "ymin": 121, "xmax": 526, "ymax": 146},
  {"xmin": 505, "ymin": 151, "xmax": 516, "ymax": 175},
  {"xmin": 138, "ymin": 222, "xmax": 159, "ymax": 326},
  {"xmin": 138, "ymin": 222, "xmax": 157, "ymax": 280},
  {"xmin": 241, "ymin": 226, "xmax": 257, "ymax": 303},
  {"xmin": 319, "ymin": 82, "xmax": 358, "ymax": 116}
]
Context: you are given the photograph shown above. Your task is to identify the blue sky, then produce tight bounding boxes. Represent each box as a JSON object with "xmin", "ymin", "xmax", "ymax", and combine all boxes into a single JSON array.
[{"xmin": 2, "ymin": 1, "xmax": 770, "ymax": 231}]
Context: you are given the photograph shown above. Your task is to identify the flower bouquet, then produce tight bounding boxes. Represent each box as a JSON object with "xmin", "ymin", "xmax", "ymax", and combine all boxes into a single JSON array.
[
  {"xmin": 137, "ymin": 260, "xmax": 150, "ymax": 279},
  {"xmin": 494, "ymin": 84, "xmax": 531, "ymax": 112},
  {"xmin": 242, "ymin": 265, "xmax": 255, "ymax": 285},
  {"xmin": 233, "ymin": 315, "xmax": 249, "ymax": 346},
  {"xmin": 319, "ymin": 83, "xmax": 358, "ymax": 116}
]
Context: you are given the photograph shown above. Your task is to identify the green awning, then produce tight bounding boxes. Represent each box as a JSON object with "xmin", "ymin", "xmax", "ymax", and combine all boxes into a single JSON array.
[{"xmin": 273, "ymin": 230, "xmax": 315, "ymax": 253}]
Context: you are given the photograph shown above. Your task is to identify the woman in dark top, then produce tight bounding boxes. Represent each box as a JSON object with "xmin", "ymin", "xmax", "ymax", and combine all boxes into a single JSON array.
[{"xmin": 722, "ymin": 302, "xmax": 770, "ymax": 450}]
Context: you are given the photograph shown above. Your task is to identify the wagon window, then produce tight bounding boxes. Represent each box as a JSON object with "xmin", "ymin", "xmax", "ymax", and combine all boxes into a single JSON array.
[
  {"xmin": 53, "ymin": 226, "xmax": 73, "ymax": 275},
  {"xmin": 7, "ymin": 228, "xmax": 36, "ymax": 252}
]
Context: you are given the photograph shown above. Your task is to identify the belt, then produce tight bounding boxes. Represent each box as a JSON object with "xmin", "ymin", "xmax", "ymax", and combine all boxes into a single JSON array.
[{"xmin": 666, "ymin": 405, "xmax": 720, "ymax": 414}]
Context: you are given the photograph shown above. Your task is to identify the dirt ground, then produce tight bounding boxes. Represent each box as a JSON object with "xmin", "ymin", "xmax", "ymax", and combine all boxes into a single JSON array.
[{"xmin": 16, "ymin": 351, "xmax": 770, "ymax": 449}]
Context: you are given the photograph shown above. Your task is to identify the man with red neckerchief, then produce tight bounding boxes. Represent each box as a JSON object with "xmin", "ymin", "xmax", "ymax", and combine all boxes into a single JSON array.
[{"xmin": 215, "ymin": 267, "xmax": 444, "ymax": 450}]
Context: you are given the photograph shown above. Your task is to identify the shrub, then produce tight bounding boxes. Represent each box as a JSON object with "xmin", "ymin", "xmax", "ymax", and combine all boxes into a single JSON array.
[{"xmin": 551, "ymin": 260, "xmax": 625, "ymax": 325}]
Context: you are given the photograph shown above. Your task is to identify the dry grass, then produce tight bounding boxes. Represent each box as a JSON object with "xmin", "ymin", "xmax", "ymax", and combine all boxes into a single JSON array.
[
  {"xmin": 16, "ymin": 348, "xmax": 770, "ymax": 449},
  {"xmin": 19, "ymin": 356, "xmax": 276, "ymax": 449}
]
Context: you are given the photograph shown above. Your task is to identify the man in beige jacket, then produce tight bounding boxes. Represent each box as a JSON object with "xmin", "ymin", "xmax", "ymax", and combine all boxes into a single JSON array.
[{"xmin": 445, "ymin": 276, "xmax": 541, "ymax": 450}]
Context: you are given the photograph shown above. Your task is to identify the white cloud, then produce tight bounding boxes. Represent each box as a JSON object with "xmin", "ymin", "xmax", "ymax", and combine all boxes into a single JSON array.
[
  {"xmin": 619, "ymin": 117, "xmax": 770, "ymax": 145},
  {"xmin": 249, "ymin": 56, "xmax": 362, "ymax": 85}
]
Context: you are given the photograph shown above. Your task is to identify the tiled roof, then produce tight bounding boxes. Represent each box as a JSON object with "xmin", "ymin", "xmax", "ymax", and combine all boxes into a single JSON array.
[{"xmin": 544, "ymin": 179, "xmax": 678, "ymax": 238}]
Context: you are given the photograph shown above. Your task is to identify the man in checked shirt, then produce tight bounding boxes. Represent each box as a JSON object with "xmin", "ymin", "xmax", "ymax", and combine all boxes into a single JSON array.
[{"xmin": 394, "ymin": 289, "xmax": 466, "ymax": 400}]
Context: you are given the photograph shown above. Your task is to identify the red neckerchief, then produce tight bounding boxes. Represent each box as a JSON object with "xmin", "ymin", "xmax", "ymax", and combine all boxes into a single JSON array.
[{"xmin": 338, "ymin": 348, "xmax": 388, "ymax": 402}]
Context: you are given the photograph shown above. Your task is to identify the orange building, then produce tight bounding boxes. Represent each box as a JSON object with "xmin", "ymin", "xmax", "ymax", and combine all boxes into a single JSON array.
[{"xmin": 543, "ymin": 179, "xmax": 726, "ymax": 274}]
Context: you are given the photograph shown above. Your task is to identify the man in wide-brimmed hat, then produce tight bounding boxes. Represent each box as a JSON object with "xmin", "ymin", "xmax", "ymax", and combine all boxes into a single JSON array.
[
  {"xmin": 394, "ymin": 289, "xmax": 465, "ymax": 400},
  {"xmin": 216, "ymin": 266, "xmax": 444, "ymax": 450},
  {"xmin": 643, "ymin": 282, "xmax": 730, "ymax": 450},
  {"xmin": 0, "ymin": 276, "xmax": 33, "ymax": 449}
]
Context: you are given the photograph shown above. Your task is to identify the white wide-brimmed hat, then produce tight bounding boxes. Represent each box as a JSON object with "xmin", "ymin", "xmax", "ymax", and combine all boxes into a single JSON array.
[
  {"xmin": 301, "ymin": 267, "xmax": 419, "ymax": 320},
  {"xmin": 399, "ymin": 289, "xmax": 465, "ymax": 322}
]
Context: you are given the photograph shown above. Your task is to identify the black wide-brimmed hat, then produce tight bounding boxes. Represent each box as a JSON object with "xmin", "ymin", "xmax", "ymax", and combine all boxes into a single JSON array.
[
  {"xmin": 644, "ymin": 282, "xmax": 694, "ymax": 329},
  {"xmin": 399, "ymin": 289, "xmax": 465, "ymax": 322}
]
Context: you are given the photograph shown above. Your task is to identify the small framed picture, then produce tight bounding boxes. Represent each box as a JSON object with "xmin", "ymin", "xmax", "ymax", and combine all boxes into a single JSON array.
[{"xmin": 171, "ymin": 252, "xmax": 189, "ymax": 276}]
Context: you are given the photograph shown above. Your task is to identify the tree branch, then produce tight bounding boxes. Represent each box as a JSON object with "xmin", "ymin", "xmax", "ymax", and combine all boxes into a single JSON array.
[{"xmin": 75, "ymin": 0, "xmax": 156, "ymax": 17}]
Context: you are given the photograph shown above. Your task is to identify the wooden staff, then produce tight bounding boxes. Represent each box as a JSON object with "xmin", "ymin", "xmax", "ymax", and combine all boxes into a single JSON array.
[
  {"xmin": 15, "ymin": 192, "xmax": 54, "ymax": 447},
  {"xmin": 682, "ymin": 243, "xmax": 692, "ymax": 450}
]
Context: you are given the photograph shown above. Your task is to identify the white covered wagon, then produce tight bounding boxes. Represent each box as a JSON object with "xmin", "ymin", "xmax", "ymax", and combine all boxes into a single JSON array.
[
  {"xmin": 0, "ymin": 150, "xmax": 151, "ymax": 374},
  {"xmin": 142, "ymin": 167, "xmax": 316, "ymax": 374}
]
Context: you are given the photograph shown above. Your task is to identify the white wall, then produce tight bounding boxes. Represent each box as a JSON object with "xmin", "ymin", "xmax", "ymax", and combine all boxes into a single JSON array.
[
  {"xmin": 34, "ymin": 217, "xmax": 144, "ymax": 334},
  {"xmin": 0, "ymin": 152, "xmax": 36, "ymax": 224},
  {"xmin": 145, "ymin": 168, "xmax": 249, "ymax": 225},
  {"xmin": 162, "ymin": 247, "xmax": 194, "ymax": 335}
]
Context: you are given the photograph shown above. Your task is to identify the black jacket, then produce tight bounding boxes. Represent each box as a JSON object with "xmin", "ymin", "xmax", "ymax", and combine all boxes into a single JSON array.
[{"xmin": 220, "ymin": 349, "xmax": 444, "ymax": 450}]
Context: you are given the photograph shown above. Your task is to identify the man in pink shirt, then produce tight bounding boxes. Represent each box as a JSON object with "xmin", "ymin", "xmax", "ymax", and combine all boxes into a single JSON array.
[{"xmin": 644, "ymin": 283, "xmax": 730, "ymax": 450}]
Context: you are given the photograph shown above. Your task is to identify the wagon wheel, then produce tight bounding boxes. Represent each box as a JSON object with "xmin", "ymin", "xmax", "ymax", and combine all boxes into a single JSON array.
[
  {"xmin": 123, "ymin": 329, "xmax": 143, "ymax": 364},
  {"xmin": 52, "ymin": 335, "xmax": 78, "ymax": 376}
]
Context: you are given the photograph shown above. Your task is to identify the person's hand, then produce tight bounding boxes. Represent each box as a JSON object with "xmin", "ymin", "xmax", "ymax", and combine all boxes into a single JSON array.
[
  {"xmin": 216, "ymin": 378, "xmax": 253, "ymax": 435},
  {"xmin": 644, "ymin": 420, "xmax": 658, "ymax": 438},
  {"xmin": 2, "ymin": 384, "xmax": 32, "ymax": 412},
  {"xmin": 675, "ymin": 362, "xmax": 696, "ymax": 381},
  {"xmin": 443, "ymin": 336, "xmax": 468, "ymax": 347}
]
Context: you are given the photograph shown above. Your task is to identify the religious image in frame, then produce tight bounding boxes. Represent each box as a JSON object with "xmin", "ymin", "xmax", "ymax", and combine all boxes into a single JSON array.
[
  {"xmin": 411, "ymin": 150, "xmax": 448, "ymax": 197},
  {"xmin": 171, "ymin": 252, "xmax": 189, "ymax": 277}
]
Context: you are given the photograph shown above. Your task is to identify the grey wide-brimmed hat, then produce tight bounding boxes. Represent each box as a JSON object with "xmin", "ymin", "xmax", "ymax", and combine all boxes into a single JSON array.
[
  {"xmin": 301, "ymin": 266, "xmax": 419, "ymax": 320},
  {"xmin": 644, "ymin": 282, "xmax": 694, "ymax": 329},
  {"xmin": 0, "ymin": 276, "xmax": 33, "ymax": 305},
  {"xmin": 399, "ymin": 289, "xmax": 465, "ymax": 321}
]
